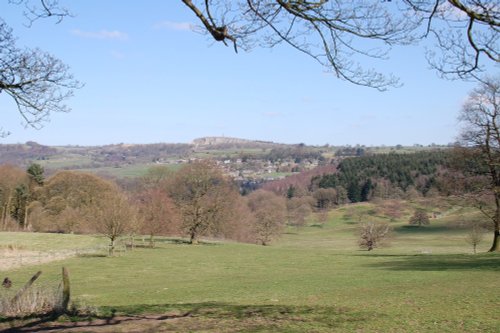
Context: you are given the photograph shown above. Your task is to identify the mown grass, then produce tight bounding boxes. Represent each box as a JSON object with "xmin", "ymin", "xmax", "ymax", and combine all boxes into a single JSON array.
[
  {"xmin": 78, "ymin": 163, "xmax": 167, "ymax": 178},
  {"xmin": 0, "ymin": 202, "xmax": 498, "ymax": 332},
  {"xmin": 36, "ymin": 154, "xmax": 94, "ymax": 169}
]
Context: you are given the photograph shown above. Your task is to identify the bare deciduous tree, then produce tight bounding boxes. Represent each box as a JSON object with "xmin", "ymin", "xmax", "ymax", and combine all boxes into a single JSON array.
[
  {"xmin": 247, "ymin": 189, "xmax": 287, "ymax": 245},
  {"xmin": 409, "ymin": 208, "xmax": 430, "ymax": 226},
  {"xmin": 466, "ymin": 223, "xmax": 486, "ymax": 254},
  {"xmin": 94, "ymin": 191, "xmax": 137, "ymax": 256},
  {"xmin": 358, "ymin": 221, "xmax": 391, "ymax": 251},
  {"xmin": 286, "ymin": 196, "xmax": 313, "ymax": 227},
  {"xmin": 182, "ymin": 1, "xmax": 499, "ymax": 87},
  {"xmin": 136, "ymin": 188, "xmax": 181, "ymax": 247},
  {"xmin": 167, "ymin": 160, "xmax": 238, "ymax": 244},
  {"xmin": 8, "ymin": 0, "xmax": 72, "ymax": 26},
  {"xmin": 181, "ymin": 0, "xmax": 418, "ymax": 90},
  {"xmin": 1, "ymin": 2, "xmax": 79, "ymax": 136},
  {"xmin": 403, "ymin": 0, "xmax": 499, "ymax": 79},
  {"xmin": 459, "ymin": 76, "xmax": 500, "ymax": 252},
  {"xmin": 7, "ymin": 1, "xmax": 497, "ymax": 103}
]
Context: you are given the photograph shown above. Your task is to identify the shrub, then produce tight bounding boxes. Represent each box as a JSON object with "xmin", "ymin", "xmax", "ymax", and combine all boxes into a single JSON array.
[{"xmin": 409, "ymin": 209, "xmax": 430, "ymax": 226}]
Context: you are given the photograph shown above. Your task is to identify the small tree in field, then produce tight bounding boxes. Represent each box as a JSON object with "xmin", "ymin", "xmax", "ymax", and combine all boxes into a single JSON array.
[
  {"xmin": 358, "ymin": 221, "xmax": 391, "ymax": 251},
  {"xmin": 247, "ymin": 190, "xmax": 287, "ymax": 246},
  {"xmin": 409, "ymin": 209, "xmax": 430, "ymax": 227},
  {"xmin": 466, "ymin": 225, "xmax": 486, "ymax": 254},
  {"xmin": 286, "ymin": 196, "xmax": 313, "ymax": 227},
  {"xmin": 94, "ymin": 192, "xmax": 136, "ymax": 256},
  {"xmin": 167, "ymin": 160, "xmax": 237, "ymax": 244}
]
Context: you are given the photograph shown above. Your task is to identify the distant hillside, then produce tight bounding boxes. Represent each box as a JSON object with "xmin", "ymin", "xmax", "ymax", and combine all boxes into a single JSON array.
[
  {"xmin": 0, "ymin": 142, "xmax": 192, "ymax": 171},
  {"xmin": 192, "ymin": 137, "xmax": 284, "ymax": 149},
  {"xmin": 0, "ymin": 139, "xmax": 452, "ymax": 182},
  {"xmin": 0, "ymin": 141, "xmax": 58, "ymax": 165}
]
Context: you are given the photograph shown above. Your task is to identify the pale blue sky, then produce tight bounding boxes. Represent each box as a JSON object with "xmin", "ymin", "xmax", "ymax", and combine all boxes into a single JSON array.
[{"xmin": 0, "ymin": 1, "xmax": 494, "ymax": 146}]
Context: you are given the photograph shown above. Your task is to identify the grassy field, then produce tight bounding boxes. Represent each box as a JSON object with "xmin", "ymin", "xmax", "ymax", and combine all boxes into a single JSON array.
[
  {"xmin": 78, "ymin": 163, "xmax": 171, "ymax": 178},
  {"xmin": 0, "ymin": 202, "xmax": 499, "ymax": 332}
]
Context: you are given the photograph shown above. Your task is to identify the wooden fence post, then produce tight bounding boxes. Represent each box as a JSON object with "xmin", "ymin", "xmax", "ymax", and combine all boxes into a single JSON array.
[
  {"xmin": 61, "ymin": 267, "xmax": 70, "ymax": 313},
  {"xmin": 11, "ymin": 271, "xmax": 42, "ymax": 305}
]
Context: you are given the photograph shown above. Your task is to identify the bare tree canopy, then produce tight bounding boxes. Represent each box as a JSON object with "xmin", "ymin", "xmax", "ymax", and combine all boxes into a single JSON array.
[
  {"xmin": 167, "ymin": 160, "xmax": 238, "ymax": 244},
  {"xmin": 182, "ymin": 0, "xmax": 417, "ymax": 90},
  {"xmin": 358, "ymin": 221, "xmax": 391, "ymax": 251},
  {"xmin": 5, "ymin": 0, "xmax": 498, "ymax": 102},
  {"xmin": 1, "ymin": 1, "xmax": 79, "ymax": 136},
  {"xmin": 7, "ymin": 0, "xmax": 72, "ymax": 26},
  {"xmin": 2, "ymin": 1, "xmax": 497, "ymax": 137},
  {"xmin": 403, "ymin": 0, "xmax": 499, "ymax": 79},
  {"xmin": 458, "ymin": 76, "xmax": 500, "ymax": 252},
  {"xmin": 182, "ymin": 0, "xmax": 499, "ymax": 87}
]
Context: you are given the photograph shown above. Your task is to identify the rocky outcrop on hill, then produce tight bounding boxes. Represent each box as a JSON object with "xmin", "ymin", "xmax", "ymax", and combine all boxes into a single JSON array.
[{"xmin": 192, "ymin": 137, "xmax": 277, "ymax": 149}]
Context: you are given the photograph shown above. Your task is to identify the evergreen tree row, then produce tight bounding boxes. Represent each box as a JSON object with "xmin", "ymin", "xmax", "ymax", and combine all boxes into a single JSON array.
[{"xmin": 312, "ymin": 151, "xmax": 453, "ymax": 202}]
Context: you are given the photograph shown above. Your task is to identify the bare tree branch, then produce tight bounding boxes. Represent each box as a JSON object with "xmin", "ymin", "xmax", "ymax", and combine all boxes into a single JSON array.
[
  {"xmin": 8, "ymin": 0, "xmax": 72, "ymax": 26},
  {"xmin": 458, "ymin": 76, "xmax": 500, "ymax": 251},
  {"xmin": 183, "ymin": 1, "xmax": 498, "ymax": 84},
  {"xmin": 404, "ymin": 0, "xmax": 499, "ymax": 79},
  {"xmin": 182, "ymin": 0, "xmax": 417, "ymax": 90},
  {"xmin": 0, "ymin": 19, "xmax": 81, "ymax": 135}
]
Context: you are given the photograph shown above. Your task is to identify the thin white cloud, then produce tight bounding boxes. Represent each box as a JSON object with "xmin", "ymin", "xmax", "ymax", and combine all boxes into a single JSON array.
[
  {"xmin": 262, "ymin": 111, "xmax": 284, "ymax": 118},
  {"xmin": 110, "ymin": 50, "xmax": 125, "ymax": 60},
  {"xmin": 71, "ymin": 29, "xmax": 129, "ymax": 41},
  {"xmin": 154, "ymin": 21, "xmax": 193, "ymax": 31}
]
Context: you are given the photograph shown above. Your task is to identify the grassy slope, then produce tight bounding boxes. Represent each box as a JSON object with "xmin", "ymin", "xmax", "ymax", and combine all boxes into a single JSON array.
[{"xmin": 0, "ymin": 202, "xmax": 499, "ymax": 332}]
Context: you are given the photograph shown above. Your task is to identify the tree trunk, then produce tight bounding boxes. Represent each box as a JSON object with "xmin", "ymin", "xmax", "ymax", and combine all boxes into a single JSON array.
[
  {"xmin": 109, "ymin": 238, "xmax": 115, "ymax": 256},
  {"xmin": 61, "ymin": 267, "xmax": 70, "ymax": 313},
  {"xmin": 1, "ymin": 205, "xmax": 6, "ymax": 230},
  {"xmin": 23, "ymin": 205, "xmax": 29, "ymax": 230},
  {"xmin": 489, "ymin": 193, "xmax": 500, "ymax": 252},
  {"xmin": 190, "ymin": 230, "xmax": 199, "ymax": 244},
  {"xmin": 129, "ymin": 235, "xmax": 135, "ymax": 250},
  {"xmin": 2, "ymin": 195, "xmax": 12, "ymax": 230},
  {"xmin": 488, "ymin": 229, "xmax": 499, "ymax": 252}
]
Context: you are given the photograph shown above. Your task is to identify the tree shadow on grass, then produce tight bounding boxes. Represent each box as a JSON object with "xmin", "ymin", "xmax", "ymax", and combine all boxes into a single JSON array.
[
  {"xmin": 363, "ymin": 253, "xmax": 500, "ymax": 272},
  {"xmin": 0, "ymin": 310, "xmax": 191, "ymax": 333},
  {"xmin": 394, "ymin": 225, "xmax": 455, "ymax": 234},
  {"xmin": 76, "ymin": 253, "xmax": 107, "ymax": 258},
  {"xmin": 0, "ymin": 302, "xmax": 380, "ymax": 333},
  {"xmin": 158, "ymin": 238, "xmax": 219, "ymax": 246}
]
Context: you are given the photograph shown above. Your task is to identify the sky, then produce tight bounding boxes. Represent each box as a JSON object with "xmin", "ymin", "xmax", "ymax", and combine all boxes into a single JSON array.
[{"xmin": 0, "ymin": 1, "xmax": 496, "ymax": 147}]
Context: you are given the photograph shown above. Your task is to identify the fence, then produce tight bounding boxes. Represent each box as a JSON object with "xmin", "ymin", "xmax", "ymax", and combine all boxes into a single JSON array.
[{"xmin": 0, "ymin": 267, "xmax": 70, "ymax": 317}]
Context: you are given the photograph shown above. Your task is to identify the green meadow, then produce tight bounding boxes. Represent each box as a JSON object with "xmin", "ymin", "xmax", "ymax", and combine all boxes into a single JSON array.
[{"xmin": 0, "ymin": 202, "xmax": 499, "ymax": 332}]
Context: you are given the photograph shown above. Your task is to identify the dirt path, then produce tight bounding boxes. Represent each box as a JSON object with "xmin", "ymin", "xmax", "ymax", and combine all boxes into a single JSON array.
[{"xmin": 0, "ymin": 249, "xmax": 91, "ymax": 272}]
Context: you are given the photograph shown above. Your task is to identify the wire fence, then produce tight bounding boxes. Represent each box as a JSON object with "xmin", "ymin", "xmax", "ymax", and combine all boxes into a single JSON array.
[
  {"xmin": 0, "ymin": 237, "xmax": 152, "ymax": 317},
  {"xmin": 0, "ymin": 269, "xmax": 66, "ymax": 317}
]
